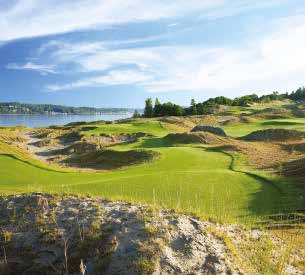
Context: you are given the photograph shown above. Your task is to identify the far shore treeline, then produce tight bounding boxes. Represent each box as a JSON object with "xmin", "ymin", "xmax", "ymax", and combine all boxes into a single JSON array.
[
  {"xmin": 135, "ymin": 86, "xmax": 305, "ymax": 118},
  {"xmin": 0, "ymin": 102, "xmax": 134, "ymax": 115}
]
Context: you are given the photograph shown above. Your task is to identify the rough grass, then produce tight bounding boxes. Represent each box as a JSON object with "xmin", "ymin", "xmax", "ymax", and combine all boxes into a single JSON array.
[
  {"xmin": 164, "ymin": 132, "xmax": 224, "ymax": 145},
  {"xmin": 0, "ymin": 127, "xmax": 28, "ymax": 143},
  {"xmin": 240, "ymin": 129, "xmax": 305, "ymax": 142},
  {"xmin": 283, "ymin": 158, "xmax": 305, "ymax": 183},
  {"xmin": 164, "ymin": 133, "xmax": 205, "ymax": 144}
]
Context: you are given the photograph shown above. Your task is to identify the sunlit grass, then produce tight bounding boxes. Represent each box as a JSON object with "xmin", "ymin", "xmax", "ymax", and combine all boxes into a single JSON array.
[
  {"xmin": 83, "ymin": 120, "xmax": 182, "ymax": 136},
  {"xmin": 1, "ymin": 112, "xmax": 304, "ymax": 224},
  {"xmin": 223, "ymin": 118, "xmax": 305, "ymax": 137},
  {"xmin": 0, "ymin": 146, "xmax": 302, "ymax": 223}
]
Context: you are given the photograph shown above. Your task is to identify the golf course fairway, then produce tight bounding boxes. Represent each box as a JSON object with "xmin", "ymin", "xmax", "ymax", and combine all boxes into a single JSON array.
[{"xmin": 0, "ymin": 146, "xmax": 301, "ymax": 223}]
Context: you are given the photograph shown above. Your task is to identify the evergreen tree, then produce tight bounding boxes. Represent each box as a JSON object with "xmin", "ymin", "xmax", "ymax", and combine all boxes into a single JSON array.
[
  {"xmin": 190, "ymin": 99, "xmax": 198, "ymax": 115},
  {"xmin": 144, "ymin": 98, "xmax": 153, "ymax": 118},
  {"xmin": 290, "ymin": 87, "xmax": 305, "ymax": 101},
  {"xmin": 154, "ymin": 98, "xmax": 162, "ymax": 117}
]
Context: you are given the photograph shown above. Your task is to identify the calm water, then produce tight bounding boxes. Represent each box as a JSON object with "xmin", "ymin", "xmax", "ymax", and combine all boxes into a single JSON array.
[{"xmin": 0, "ymin": 114, "xmax": 132, "ymax": 128}]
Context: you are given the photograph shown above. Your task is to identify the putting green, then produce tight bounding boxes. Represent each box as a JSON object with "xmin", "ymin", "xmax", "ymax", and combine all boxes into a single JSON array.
[
  {"xmin": 83, "ymin": 120, "xmax": 181, "ymax": 136},
  {"xmin": 223, "ymin": 118, "xmax": 305, "ymax": 137}
]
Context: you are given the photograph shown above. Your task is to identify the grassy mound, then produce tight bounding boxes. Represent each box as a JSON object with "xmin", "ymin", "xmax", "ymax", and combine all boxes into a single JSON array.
[
  {"xmin": 191, "ymin": 125, "xmax": 227, "ymax": 137},
  {"xmin": 283, "ymin": 142, "xmax": 305, "ymax": 153},
  {"xmin": 219, "ymin": 116, "xmax": 255, "ymax": 127},
  {"xmin": 99, "ymin": 132, "xmax": 152, "ymax": 141},
  {"xmin": 58, "ymin": 141, "xmax": 100, "ymax": 154},
  {"xmin": 32, "ymin": 128, "xmax": 61, "ymax": 139},
  {"xmin": 82, "ymin": 120, "xmax": 179, "ymax": 136},
  {"xmin": 0, "ymin": 133, "xmax": 27, "ymax": 143},
  {"xmin": 58, "ymin": 130, "xmax": 84, "ymax": 143},
  {"xmin": 283, "ymin": 158, "xmax": 305, "ymax": 182},
  {"xmin": 64, "ymin": 149, "xmax": 160, "ymax": 169},
  {"xmin": 157, "ymin": 116, "xmax": 196, "ymax": 130},
  {"xmin": 241, "ymin": 129, "xmax": 305, "ymax": 142},
  {"xmin": 0, "ymin": 127, "xmax": 27, "ymax": 143},
  {"xmin": 65, "ymin": 121, "xmax": 90, "ymax": 126},
  {"xmin": 81, "ymin": 132, "xmax": 153, "ymax": 149},
  {"xmin": 81, "ymin": 126, "xmax": 99, "ymax": 131},
  {"xmin": 164, "ymin": 132, "xmax": 224, "ymax": 145},
  {"xmin": 32, "ymin": 138, "xmax": 59, "ymax": 147},
  {"xmin": 251, "ymin": 107, "xmax": 291, "ymax": 119}
]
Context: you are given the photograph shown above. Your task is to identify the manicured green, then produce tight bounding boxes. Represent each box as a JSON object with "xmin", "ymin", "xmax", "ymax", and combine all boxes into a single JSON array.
[
  {"xmin": 0, "ymin": 146, "xmax": 301, "ymax": 223},
  {"xmin": 223, "ymin": 118, "xmax": 305, "ymax": 137},
  {"xmin": 83, "ymin": 120, "xmax": 179, "ymax": 136}
]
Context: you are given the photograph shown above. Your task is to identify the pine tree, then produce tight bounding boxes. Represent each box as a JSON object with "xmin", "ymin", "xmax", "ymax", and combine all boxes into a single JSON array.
[
  {"xmin": 190, "ymin": 99, "xmax": 198, "ymax": 115},
  {"xmin": 154, "ymin": 98, "xmax": 161, "ymax": 117},
  {"xmin": 144, "ymin": 98, "xmax": 153, "ymax": 118}
]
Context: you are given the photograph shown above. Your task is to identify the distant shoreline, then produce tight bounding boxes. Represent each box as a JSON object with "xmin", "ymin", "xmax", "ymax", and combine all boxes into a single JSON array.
[
  {"xmin": 0, "ymin": 102, "xmax": 137, "ymax": 116},
  {"xmin": 0, "ymin": 112, "xmax": 132, "ymax": 115}
]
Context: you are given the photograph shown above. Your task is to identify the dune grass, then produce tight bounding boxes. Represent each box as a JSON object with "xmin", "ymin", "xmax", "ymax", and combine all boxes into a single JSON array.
[{"xmin": 0, "ymin": 145, "xmax": 302, "ymax": 223}]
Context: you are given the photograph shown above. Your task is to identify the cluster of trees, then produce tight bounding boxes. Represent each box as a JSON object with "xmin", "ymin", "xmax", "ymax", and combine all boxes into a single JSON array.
[
  {"xmin": 138, "ymin": 87, "xmax": 305, "ymax": 118},
  {"xmin": 0, "ymin": 102, "xmax": 132, "ymax": 114},
  {"xmin": 290, "ymin": 87, "xmax": 305, "ymax": 101},
  {"xmin": 134, "ymin": 98, "xmax": 186, "ymax": 118}
]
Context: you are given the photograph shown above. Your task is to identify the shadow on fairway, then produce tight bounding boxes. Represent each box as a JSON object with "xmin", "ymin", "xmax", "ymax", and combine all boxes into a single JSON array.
[
  {"xmin": 261, "ymin": 121, "xmax": 304, "ymax": 126},
  {"xmin": 203, "ymin": 146, "xmax": 304, "ymax": 220}
]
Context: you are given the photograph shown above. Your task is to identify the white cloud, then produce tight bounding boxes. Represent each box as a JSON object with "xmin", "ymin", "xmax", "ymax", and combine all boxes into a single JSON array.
[
  {"xmin": 6, "ymin": 62, "xmax": 56, "ymax": 75},
  {"xmin": 43, "ymin": 15, "xmax": 305, "ymax": 94},
  {"xmin": 0, "ymin": 0, "xmax": 291, "ymax": 41},
  {"xmin": 47, "ymin": 69, "xmax": 152, "ymax": 91},
  {"xmin": 201, "ymin": 0, "xmax": 292, "ymax": 20},
  {"xmin": 0, "ymin": 0, "xmax": 224, "ymax": 41},
  {"xmin": 44, "ymin": 42, "xmax": 220, "ymax": 91},
  {"xmin": 168, "ymin": 23, "xmax": 180, "ymax": 28}
]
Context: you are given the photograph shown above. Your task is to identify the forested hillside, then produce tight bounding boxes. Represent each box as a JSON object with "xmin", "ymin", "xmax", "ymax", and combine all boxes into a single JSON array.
[{"xmin": 0, "ymin": 102, "xmax": 133, "ymax": 114}]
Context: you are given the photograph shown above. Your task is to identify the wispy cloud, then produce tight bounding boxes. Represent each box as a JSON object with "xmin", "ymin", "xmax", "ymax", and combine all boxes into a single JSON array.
[
  {"xmin": 0, "ymin": 0, "xmax": 221, "ymax": 41},
  {"xmin": 168, "ymin": 23, "xmax": 180, "ymax": 28},
  {"xmin": 0, "ymin": 0, "xmax": 291, "ymax": 41},
  {"xmin": 43, "ymin": 41, "xmax": 219, "ymax": 92},
  {"xmin": 47, "ymin": 69, "xmax": 152, "ymax": 91},
  {"xmin": 6, "ymin": 62, "xmax": 56, "ymax": 75},
  {"xmin": 201, "ymin": 0, "xmax": 292, "ymax": 20},
  {"xmin": 43, "ymin": 14, "xmax": 305, "ymax": 94}
]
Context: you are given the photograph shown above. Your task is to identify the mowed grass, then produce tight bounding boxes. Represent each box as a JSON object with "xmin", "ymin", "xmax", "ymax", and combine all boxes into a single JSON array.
[
  {"xmin": 0, "ymin": 146, "xmax": 302, "ymax": 223},
  {"xmin": 83, "ymin": 120, "xmax": 182, "ymax": 136},
  {"xmin": 223, "ymin": 118, "xmax": 305, "ymax": 137}
]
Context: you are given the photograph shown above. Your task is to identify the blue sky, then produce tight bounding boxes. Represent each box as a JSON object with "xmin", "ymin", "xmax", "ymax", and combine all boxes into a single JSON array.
[{"xmin": 1, "ymin": 0, "xmax": 305, "ymax": 108}]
